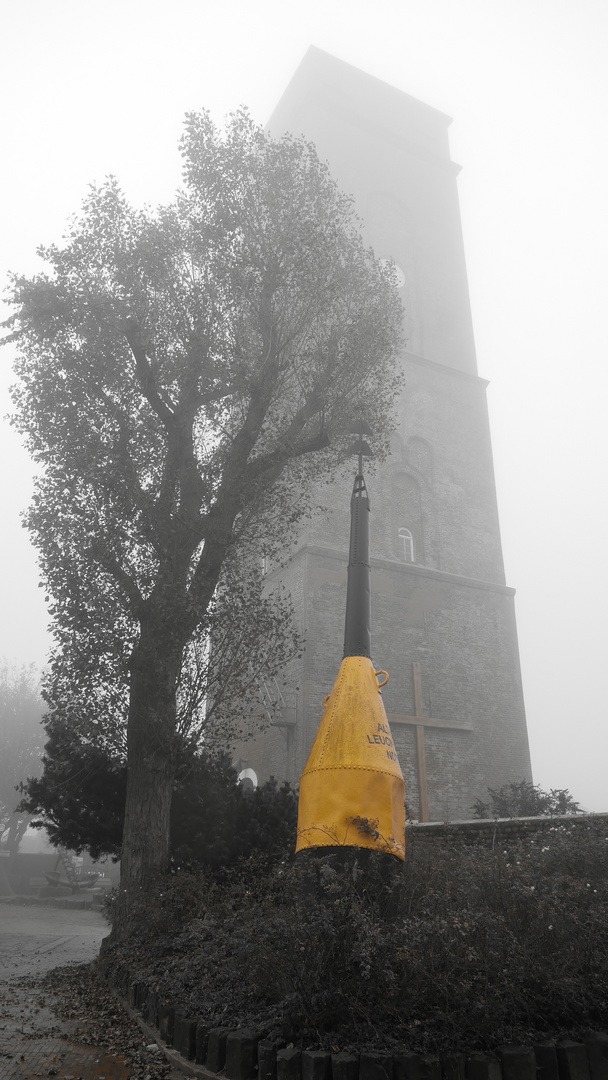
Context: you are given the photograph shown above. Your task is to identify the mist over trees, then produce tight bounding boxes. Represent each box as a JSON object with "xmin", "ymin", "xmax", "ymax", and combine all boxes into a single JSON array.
[
  {"xmin": 3, "ymin": 108, "xmax": 403, "ymax": 934},
  {"xmin": 0, "ymin": 661, "xmax": 44, "ymax": 854}
]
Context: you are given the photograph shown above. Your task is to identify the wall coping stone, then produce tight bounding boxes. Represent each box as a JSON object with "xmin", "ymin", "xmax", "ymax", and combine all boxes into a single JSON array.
[{"xmin": 406, "ymin": 812, "xmax": 608, "ymax": 841}]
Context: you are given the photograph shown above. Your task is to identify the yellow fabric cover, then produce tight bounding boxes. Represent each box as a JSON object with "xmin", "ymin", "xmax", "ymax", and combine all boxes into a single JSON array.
[{"xmin": 296, "ymin": 656, "xmax": 406, "ymax": 860}]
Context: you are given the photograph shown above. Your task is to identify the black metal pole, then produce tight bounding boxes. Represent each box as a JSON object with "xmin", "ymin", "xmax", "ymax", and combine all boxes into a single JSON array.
[{"xmin": 343, "ymin": 470, "xmax": 371, "ymax": 658}]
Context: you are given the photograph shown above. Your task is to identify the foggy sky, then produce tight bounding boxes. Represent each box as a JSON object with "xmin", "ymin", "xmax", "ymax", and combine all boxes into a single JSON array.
[{"xmin": 1, "ymin": 0, "xmax": 606, "ymax": 811}]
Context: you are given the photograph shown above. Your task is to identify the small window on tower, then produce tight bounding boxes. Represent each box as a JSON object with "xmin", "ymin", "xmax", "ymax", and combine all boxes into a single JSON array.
[{"xmin": 398, "ymin": 527, "xmax": 415, "ymax": 563}]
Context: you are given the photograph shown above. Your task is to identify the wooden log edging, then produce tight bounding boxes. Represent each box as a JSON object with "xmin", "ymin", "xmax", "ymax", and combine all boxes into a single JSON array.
[{"xmin": 98, "ymin": 964, "xmax": 608, "ymax": 1080}]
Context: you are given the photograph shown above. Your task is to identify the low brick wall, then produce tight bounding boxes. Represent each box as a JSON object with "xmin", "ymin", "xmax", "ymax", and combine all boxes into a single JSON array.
[{"xmin": 100, "ymin": 964, "xmax": 608, "ymax": 1080}]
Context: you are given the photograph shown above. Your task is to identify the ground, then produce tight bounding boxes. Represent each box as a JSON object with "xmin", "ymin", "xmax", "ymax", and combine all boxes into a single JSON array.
[{"xmin": 0, "ymin": 899, "xmax": 181, "ymax": 1079}]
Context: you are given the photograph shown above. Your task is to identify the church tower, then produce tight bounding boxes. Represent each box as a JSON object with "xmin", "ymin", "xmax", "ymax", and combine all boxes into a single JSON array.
[{"xmin": 236, "ymin": 47, "xmax": 532, "ymax": 822}]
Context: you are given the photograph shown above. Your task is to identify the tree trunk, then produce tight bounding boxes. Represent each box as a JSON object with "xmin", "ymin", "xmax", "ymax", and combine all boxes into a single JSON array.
[
  {"xmin": 6, "ymin": 816, "xmax": 28, "ymax": 858},
  {"xmin": 113, "ymin": 626, "xmax": 182, "ymax": 939}
]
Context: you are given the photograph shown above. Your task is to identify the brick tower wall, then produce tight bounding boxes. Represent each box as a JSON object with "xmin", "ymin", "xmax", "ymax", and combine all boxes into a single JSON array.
[{"xmin": 231, "ymin": 49, "xmax": 532, "ymax": 821}]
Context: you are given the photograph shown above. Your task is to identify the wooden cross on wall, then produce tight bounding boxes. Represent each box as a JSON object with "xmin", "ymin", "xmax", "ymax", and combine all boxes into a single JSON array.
[{"xmin": 387, "ymin": 662, "xmax": 472, "ymax": 822}]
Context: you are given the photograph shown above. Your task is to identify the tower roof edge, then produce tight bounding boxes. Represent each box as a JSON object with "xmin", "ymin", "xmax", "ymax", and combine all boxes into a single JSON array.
[{"xmin": 267, "ymin": 44, "xmax": 453, "ymax": 155}]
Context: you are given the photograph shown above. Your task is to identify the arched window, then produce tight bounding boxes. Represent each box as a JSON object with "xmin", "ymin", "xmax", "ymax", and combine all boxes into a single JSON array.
[
  {"xmin": 237, "ymin": 767, "xmax": 258, "ymax": 792},
  {"xmin": 398, "ymin": 526, "xmax": 415, "ymax": 563},
  {"xmin": 391, "ymin": 473, "xmax": 423, "ymax": 563}
]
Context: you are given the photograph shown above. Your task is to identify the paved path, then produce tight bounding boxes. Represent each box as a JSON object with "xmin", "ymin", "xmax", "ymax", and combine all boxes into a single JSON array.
[
  {"xmin": 0, "ymin": 900, "xmax": 108, "ymax": 979},
  {"xmin": 0, "ymin": 900, "xmax": 178, "ymax": 1078},
  {"xmin": 0, "ymin": 978, "xmax": 134, "ymax": 1078}
]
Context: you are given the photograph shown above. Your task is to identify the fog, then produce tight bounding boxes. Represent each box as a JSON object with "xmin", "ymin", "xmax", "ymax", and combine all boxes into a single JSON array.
[{"xmin": 1, "ymin": 0, "xmax": 606, "ymax": 809}]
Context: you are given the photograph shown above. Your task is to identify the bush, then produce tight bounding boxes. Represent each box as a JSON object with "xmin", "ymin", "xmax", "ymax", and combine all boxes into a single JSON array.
[
  {"xmin": 104, "ymin": 820, "xmax": 608, "ymax": 1054},
  {"xmin": 472, "ymin": 780, "xmax": 582, "ymax": 819},
  {"xmin": 21, "ymin": 735, "xmax": 298, "ymax": 868},
  {"xmin": 18, "ymin": 727, "xmax": 126, "ymax": 860},
  {"xmin": 171, "ymin": 758, "xmax": 297, "ymax": 870}
]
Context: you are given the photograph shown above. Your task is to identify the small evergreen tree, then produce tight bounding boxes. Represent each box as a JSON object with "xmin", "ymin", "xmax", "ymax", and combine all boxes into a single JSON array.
[{"xmin": 17, "ymin": 718, "xmax": 126, "ymax": 860}]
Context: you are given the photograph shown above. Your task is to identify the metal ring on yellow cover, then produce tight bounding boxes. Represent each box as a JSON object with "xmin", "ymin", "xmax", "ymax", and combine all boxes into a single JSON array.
[
  {"xmin": 323, "ymin": 694, "xmax": 331, "ymax": 707},
  {"xmin": 374, "ymin": 669, "xmax": 389, "ymax": 688}
]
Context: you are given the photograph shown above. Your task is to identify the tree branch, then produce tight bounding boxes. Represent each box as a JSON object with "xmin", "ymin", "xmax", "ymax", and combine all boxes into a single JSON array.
[
  {"xmin": 246, "ymin": 429, "xmax": 330, "ymax": 482},
  {"xmin": 123, "ymin": 316, "xmax": 176, "ymax": 426},
  {"xmin": 90, "ymin": 383, "xmax": 165, "ymax": 550},
  {"xmin": 89, "ymin": 541, "xmax": 145, "ymax": 617},
  {"xmin": 244, "ymin": 392, "xmax": 330, "ymax": 481}
]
